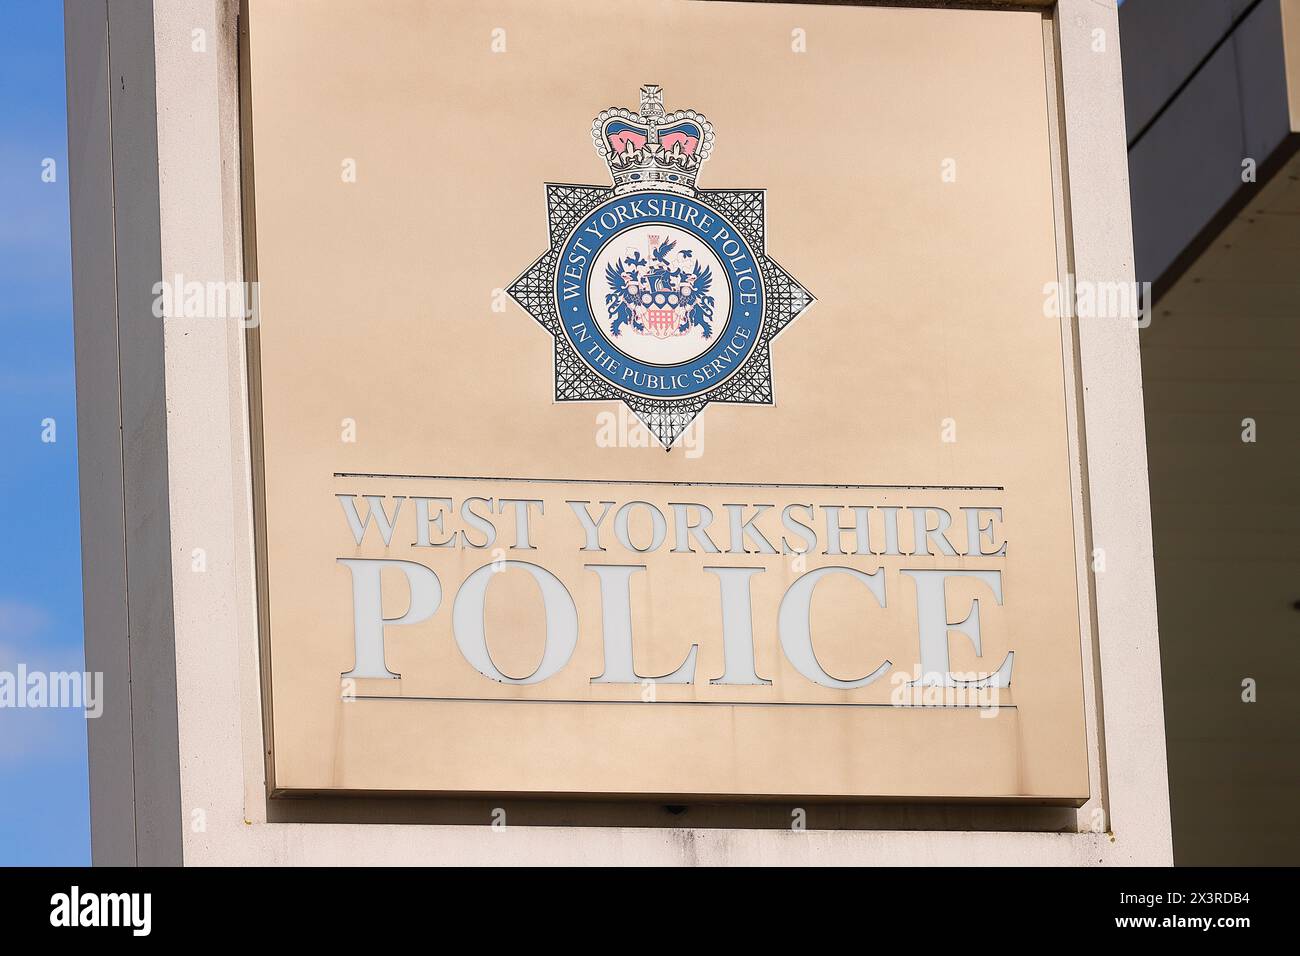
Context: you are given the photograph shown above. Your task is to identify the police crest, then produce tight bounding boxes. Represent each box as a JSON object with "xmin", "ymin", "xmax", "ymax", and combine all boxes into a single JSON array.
[{"xmin": 508, "ymin": 85, "xmax": 813, "ymax": 448}]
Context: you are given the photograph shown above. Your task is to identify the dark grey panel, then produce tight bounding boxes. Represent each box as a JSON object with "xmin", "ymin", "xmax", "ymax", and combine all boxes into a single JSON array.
[
  {"xmin": 104, "ymin": 0, "xmax": 183, "ymax": 869},
  {"xmin": 1234, "ymin": 0, "xmax": 1292, "ymax": 162},
  {"xmin": 1125, "ymin": 0, "xmax": 1294, "ymax": 287},
  {"xmin": 65, "ymin": 0, "xmax": 183, "ymax": 866},
  {"xmin": 1128, "ymin": 43, "xmax": 1246, "ymax": 283},
  {"xmin": 64, "ymin": 0, "xmax": 136, "ymax": 869},
  {"xmin": 1120, "ymin": 0, "xmax": 1236, "ymax": 140}
]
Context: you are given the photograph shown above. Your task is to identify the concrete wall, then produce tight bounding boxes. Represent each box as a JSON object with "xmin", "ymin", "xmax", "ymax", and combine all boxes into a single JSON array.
[
  {"xmin": 1124, "ymin": 0, "xmax": 1300, "ymax": 864},
  {"xmin": 1140, "ymin": 153, "xmax": 1300, "ymax": 864}
]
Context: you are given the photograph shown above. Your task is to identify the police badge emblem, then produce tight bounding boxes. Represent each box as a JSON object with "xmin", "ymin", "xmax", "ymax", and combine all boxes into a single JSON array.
[{"xmin": 508, "ymin": 85, "xmax": 813, "ymax": 449}]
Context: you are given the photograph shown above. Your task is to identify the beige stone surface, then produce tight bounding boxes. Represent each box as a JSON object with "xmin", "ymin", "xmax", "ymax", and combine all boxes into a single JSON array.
[{"xmin": 244, "ymin": 0, "xmax": 1088, "ymax": 800}]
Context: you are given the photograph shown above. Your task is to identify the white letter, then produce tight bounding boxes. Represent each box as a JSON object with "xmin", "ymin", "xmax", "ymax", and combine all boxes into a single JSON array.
[
  {"xmin": 778, "ymin": 567, "xmax": 890, "ymax": 688},
  {"xmin": 903, "ymin": 569, "xmax": 1012, "ymax": 688},
  {"xmin": 706, "ymin": 567, "xmax": 769, "ymax": 685},
  {"xmin": 337, "ymin": 558, "xmax": 441, "ymax": 679},
  {"xmin": 453, "ymin": 561, "xmax": 577, "ymax": 684},
  {"xmin": 336, "ymin": 494, "xmax": 405, "ymax": 546},
  {"xmin": 566, "ymin": 500, "xmax": 615, "ymax": 551},
  {"xmin": 588, "ymin": 565, "xmax": 696, "ymax": 683}
]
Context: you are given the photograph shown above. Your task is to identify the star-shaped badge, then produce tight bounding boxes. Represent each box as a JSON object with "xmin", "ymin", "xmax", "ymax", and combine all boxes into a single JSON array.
[{"xmin": 508, "ymin": 85, "xmax": 813, "ymax": 449}]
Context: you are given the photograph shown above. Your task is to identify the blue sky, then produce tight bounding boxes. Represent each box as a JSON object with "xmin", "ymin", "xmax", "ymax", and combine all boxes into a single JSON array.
[{"xmin": 0, "ymin": 0, "xmax": 90, "ymax": 865}]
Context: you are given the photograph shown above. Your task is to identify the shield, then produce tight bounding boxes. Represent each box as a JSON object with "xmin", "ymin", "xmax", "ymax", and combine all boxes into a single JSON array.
[{"xmin": 644, "ymin": 307, "xmax": 679, "ymax": 338}]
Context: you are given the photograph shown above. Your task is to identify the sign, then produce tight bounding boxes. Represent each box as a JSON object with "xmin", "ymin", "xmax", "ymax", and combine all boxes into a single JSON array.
[{"xmin": 243, "ymin": 0, "xmax": 1090, "ymax": 802}]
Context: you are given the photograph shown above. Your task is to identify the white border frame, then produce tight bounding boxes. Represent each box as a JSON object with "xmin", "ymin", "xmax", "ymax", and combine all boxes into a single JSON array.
[{"xmin": 68, "ymin": 0, "xmax": 1172, "ymax": 865}]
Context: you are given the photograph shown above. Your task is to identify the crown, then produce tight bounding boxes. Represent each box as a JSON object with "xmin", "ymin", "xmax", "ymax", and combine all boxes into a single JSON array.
[{"xmin": 592, "ymin": 85, "xmax": 715, "ymax": 197}]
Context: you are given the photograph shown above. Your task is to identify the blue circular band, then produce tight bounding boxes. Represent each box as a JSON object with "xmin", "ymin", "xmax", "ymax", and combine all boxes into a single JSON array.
[{"xmin": 554, "ymin": 192, "xmax": 765, "ymax": 399}]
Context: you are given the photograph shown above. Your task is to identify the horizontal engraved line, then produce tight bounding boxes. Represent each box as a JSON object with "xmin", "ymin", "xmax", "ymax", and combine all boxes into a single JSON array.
[
  {"xmin": 350, "ymin": 695, "xmax": 1016, "ymax": 710},
  {"xmin": 333, "ymin": 473, "xmax": 1005, "ymax": 493}
]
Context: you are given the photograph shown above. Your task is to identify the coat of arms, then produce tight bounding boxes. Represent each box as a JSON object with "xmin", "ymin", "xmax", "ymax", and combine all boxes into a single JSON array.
[{"xmin": 508, "ymin": 85, "xmax": 812, "ymax": 448}]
